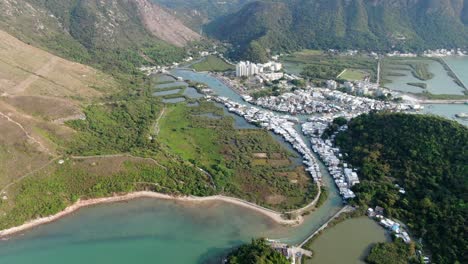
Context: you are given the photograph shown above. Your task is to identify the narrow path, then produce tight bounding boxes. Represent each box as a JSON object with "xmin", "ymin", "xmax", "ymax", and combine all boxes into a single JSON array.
[
  {"xmin": 377, "ymin": 58, "xmax": 381, "ymax": 85},
  {"xmin": 11, "ymin": 57, "xmax": 58, "ymax": 94},
  {"xmin": 153, "ymin": 106, "xmax": 166, "ymax": 135},
  {"xmin": 0, "ymin": 111, "xmax": 52, "ymax": 155},
  {"xmin": 336, "ymin": 69, "xmax": 347, "ymax": 78},
  {"xmin": 0, "ymin": 157, "xmax": 60, "ymax": 195}
]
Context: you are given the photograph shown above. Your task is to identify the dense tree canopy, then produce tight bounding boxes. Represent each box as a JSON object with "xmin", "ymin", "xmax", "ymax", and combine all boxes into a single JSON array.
[
  {"xmin": 227, "ymin": 239, "xmax": 290, "ymax": 264},
  {"xmin": 207, "ymin": 0, "xmax": 468, "ymax": 59},
  {"xmin": 334, "ymin": 112, "xmax": 467, "ymax": 264}
]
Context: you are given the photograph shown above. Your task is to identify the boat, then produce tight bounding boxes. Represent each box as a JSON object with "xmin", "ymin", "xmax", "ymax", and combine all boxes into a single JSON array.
[{"xmin": 455, "ymin": 113, "xmax": 468, "ymax": 119}]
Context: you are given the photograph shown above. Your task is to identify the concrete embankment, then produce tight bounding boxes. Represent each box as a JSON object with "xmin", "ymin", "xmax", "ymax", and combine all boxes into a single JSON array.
[
  {"xmin": 298, "ymin": 205, "xmax": 354, "ymax": 248},
  {"xmin": 440, "ymin": 58, "xmax": 467, "ymax": 91}
]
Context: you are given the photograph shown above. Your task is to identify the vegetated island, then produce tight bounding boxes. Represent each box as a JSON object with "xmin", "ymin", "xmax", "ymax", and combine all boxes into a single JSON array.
[
  {"xmin": 333, "ymin": 112, "xmax": 467, "ymax": 264},
  {"xmin": 226, "ymin": 238, "xmax": 290, "ymax": 264}
]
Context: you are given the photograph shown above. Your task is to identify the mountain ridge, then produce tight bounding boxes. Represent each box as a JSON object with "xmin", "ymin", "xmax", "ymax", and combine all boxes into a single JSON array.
[
  {"xmin": 0, "ymin": 0, "xmax": 201, "ymax": 73},
  {"xmin": 206, "ymin": 0, "xmax": 468, "ymax": 60}
]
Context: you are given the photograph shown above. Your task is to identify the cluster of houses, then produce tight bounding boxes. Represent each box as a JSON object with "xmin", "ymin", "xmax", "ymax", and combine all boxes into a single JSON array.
[
  {"xmin": 302, "ymin": 118, "xmax": 359, "ymax": 199},
  {"xmin": 367, "ymin": 207, "xmax": 411, "ymax": 244},
  {"xmin": 251, "ymin": 88, "xmax": 405, "ymax": 115},
  {"xmin": 387, "ymin": 48, "xmax": 467, "ymax": 58},
  {"xmin": 342, "ymin": 81, "xmax": 387, "ymax": 97},
  {"xmin": 422, "ymin": 48, "xmax": 467, "ymax": 57},
  {"xmin": 267, "ymin": 240, "xmax": 312, "ymax": 264},
  {"xmin": 211, "ymin": 96, "xmax": 322, "ymax": 182}
]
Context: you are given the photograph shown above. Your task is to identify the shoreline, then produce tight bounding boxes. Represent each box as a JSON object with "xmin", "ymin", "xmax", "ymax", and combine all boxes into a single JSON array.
[{"xmin": 0, "ymin": 191, "xmax": 305, "ymax": 239}]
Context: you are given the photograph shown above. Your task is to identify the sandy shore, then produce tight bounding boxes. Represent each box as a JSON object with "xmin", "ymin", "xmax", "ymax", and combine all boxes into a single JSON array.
[{"xmin": 0, "ymin": 191, "xmax": 304, "ymax": 238}]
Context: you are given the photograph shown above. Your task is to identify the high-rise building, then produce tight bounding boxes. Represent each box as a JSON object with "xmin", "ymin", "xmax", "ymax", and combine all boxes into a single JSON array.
[{"xmin": 236, "ymin": 61, "xmax": 260, "ymax": 77}]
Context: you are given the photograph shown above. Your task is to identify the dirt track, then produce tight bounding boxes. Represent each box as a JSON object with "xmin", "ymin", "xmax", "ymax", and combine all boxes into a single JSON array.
[{"xmin": 10, "ymin": 57, "xmax": 59, "ymax": 94}]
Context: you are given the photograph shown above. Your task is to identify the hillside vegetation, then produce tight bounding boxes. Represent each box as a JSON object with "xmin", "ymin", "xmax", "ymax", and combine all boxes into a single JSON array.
[
  {"xmin": 152, "ymin": 0, "xmax": 254, "ymax": 30},
  {"xmin": 158, "ymin": 102, "xmax": 317, "ymax": 209},
  {"xmin": 334, "ymin": 113, "xmax": 467, "ymax": 264},
  {"xmin": 0, "ymin": 0, "xmax": 200, "ymax": 75},
  {"xmin": 0, "ymin": 29, "xmax": 116, "ymax": 190},
  {"xmin": 191, "ymin": 55, "xmax": 235, "ymax": 72},
  {"xmin": 207, "ymin": 0, "xmax": 468, "ymax": 60},
  {"xmin": 227, "ymin": 239, "xmax": 290, "ymax": 264}
]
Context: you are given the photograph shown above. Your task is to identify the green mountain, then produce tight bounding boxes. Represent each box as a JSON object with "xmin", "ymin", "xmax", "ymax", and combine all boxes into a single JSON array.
[
  {"xmin": 0, "ymin": 0, "xmax": 201, "ymax": 73},
  {"xmin": 206, "ymin": 0, "xmax": 468, "ymax": 60},
  {"xmin": 151, "ymin": 0, "xmax": 254, "ymax": 31},
  {"xmin": 335, "ymin": 113, "xmax": 467, "ymax": 264}
]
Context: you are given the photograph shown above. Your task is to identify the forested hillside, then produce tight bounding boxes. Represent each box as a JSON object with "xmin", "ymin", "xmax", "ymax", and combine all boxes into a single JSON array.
[
  {"xmin": 206, "ymin": 0, "xmax": 468, "ymax": 60},
  {"xmin": 334, "ymin": 113, "xmax": 467, "ymax": 264},
  {"xmin": 151, "ymin": 0, "xmax": 253, "ymax": 30},
  {"xmin": 0, "ymin": 0, "xmax": 200, "ymax": 74},
  {"xmin": 226, "ymin": 239, "xmax": 290, "ymax": 264}
]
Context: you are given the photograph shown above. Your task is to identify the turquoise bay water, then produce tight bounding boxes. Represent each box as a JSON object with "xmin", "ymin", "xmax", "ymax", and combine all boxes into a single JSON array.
[
  {"xmin": 2, "ymin": 68, "xmax": 461, "ymax": 263},
  {"xmin": 0, "ymin": 199, "xmax": 279, "ymax": 264},
  {"xmin": 423, "ymin": 104, "xmax": 468, "ymax": 126},
  {"xmin": 0, "ymin": 70, "xmax": 354, "ymax": 263}
]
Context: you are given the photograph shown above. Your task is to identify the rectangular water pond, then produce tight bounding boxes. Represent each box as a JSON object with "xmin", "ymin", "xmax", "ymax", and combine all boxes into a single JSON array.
[
  {"xmin": 153, "ymin": 89, "xmax": 182, "ymax": 97},
  {"xmin": 382, "ymin": 58, "xmax": 465, "ymax": 95},
  {"xmin": 183, "ymin": 87, "xmax": 204, "ymax": 99},
  {"xmin": 163, "ymin": 97, "xmax": 186, "ymax": 104},
  {"xmin": 155, "ymin": 82, "xmax": 188, "ymax": 90}
]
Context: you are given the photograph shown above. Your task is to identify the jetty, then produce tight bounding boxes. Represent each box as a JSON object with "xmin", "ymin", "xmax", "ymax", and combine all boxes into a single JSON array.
[{"xmin": 298, "ymin": 205, "xmax": 354, "ymax": 248}]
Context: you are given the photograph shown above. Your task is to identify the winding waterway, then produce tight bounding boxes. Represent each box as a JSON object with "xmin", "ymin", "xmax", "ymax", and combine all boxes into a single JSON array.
[
  {"xmin": 2, "ymin": 64, "xmax": 464, "ymax": 263},
  {"xmin": 0, "ymin": 69, "xmax": 344, "ymax": 263}
]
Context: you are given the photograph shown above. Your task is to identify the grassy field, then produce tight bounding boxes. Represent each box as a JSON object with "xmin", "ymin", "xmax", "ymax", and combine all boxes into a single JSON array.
[
  {"xmin": 191, "ymin": 55, "xmax": 235, "ymax": 72},
  {"xmin": 0, "ymin": 30, "xmax": 115, "ymax": 99},
  {"xmin": 158, "ymin": 101, "xmax": 317, "ymax": 209},
  {"xmin": 338, "ymin": 69, "xmax": 369, "ymax": 81},
  {"xmin": 282, "ymin": 51, "xmax": 377, "ymax": 82},
  {"xmin": 0, "ymin": 31, "xmax": 117, "ymax": 191},
  {"xmin": 0, "ymin": 30, "xmax": 118, "ymax": 190}
]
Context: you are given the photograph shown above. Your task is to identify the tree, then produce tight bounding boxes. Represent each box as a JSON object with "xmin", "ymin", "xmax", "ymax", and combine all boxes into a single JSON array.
[{"xmin": 227, "ymin": 239, "xmax": 290, "ymax": 264}]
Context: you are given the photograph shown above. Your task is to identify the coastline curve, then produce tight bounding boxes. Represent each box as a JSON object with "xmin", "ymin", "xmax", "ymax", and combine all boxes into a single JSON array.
[{"xmin": 0, "ymin": 191, "xmax": 319, "ymax": 239}]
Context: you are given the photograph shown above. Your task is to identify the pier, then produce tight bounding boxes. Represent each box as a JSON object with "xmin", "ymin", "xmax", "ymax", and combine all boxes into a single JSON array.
[{"xmin": 298, "ymin": 205, "xmax": 354, "ymax": 248}]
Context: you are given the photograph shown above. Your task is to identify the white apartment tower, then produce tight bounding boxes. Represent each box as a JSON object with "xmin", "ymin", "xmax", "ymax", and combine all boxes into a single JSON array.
[{"xmin": 236, "ymin": 61, "xmax": 260, "ymax": 77}]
